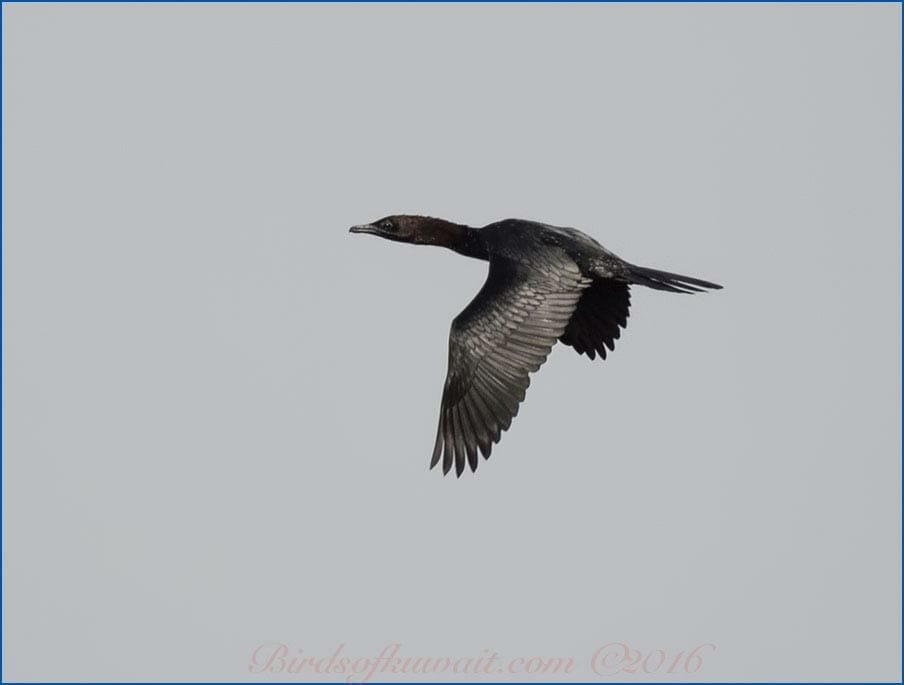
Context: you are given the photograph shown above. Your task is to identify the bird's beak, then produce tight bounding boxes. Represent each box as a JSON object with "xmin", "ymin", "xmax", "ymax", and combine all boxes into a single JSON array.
[{"xmin": 349, "ymin": 223, "xmax": 379, "ymax": 235}]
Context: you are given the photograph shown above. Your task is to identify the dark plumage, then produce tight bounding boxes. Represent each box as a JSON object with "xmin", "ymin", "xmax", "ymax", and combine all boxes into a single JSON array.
[{"xmin": 350, "ymin": 215, "xmax": 722, "ymax": 477}]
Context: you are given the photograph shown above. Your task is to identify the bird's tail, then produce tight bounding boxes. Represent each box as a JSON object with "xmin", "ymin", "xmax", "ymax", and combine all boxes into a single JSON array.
[{"xmin": 625, "ymin": 263, "xmax": 723, "ymax": 294}]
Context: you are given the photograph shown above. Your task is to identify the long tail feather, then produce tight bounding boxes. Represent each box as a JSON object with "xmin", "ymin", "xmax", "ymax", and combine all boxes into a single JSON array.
[{"xmin": 626, "ymin": 264, "xmax": 722, "ymax": 294}]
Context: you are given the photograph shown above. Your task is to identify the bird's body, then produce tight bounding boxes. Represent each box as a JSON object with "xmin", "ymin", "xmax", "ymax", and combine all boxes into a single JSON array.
[{"xmin": 350, "ymin": 215, "xmax": 722, "ymax": 477}]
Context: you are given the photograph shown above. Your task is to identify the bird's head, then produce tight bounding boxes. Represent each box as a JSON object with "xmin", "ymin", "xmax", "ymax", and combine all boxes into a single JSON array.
[
  {"xmin": 349, "ymin": 215, "xmax": 424, "ymax": 244},
  {"xmin": 349, "ymin": 215, "xmax": 475, "ymax": 249}
]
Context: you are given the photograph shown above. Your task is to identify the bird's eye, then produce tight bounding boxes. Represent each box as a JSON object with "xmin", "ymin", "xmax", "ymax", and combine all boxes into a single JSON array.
[{"xmin": 382, "ymin": 220, "xmax": 394, "ymax": 231}]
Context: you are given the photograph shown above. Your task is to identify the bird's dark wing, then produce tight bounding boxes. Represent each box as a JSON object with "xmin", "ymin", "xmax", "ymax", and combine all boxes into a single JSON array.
[
  {"xmin": 431, "ymin": 252, "xmax": 590, "ymax": 476},
  {"xmin": 559, "ymin": 279, "xmax": 631, "ymax": 360}
]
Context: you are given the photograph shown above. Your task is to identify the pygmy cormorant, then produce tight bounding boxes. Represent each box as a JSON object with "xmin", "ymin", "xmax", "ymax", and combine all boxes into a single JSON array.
[{"xmin": 350, "ymin": 215, "xmax": 722, "ymax": 477}]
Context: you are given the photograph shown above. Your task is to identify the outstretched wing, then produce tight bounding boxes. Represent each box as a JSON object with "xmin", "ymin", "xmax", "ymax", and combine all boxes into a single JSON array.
[
  {"xmin": 559, "ymin": 279, "xmax": 631, "ymax": 360},
  {"xmin": 431, "ymin": 252, "xmax": 590, "ymax": 476}
]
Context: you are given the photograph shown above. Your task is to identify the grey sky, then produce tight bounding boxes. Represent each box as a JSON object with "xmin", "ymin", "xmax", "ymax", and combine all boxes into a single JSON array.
[{"xmin": 3, "ymin": 3, "xmax": 901, "ymax": 682}]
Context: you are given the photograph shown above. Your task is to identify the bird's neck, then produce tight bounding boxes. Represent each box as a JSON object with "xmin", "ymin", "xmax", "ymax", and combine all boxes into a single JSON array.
[{"xmin": 417, "ymin": 218, "xmax": 488, "ymax": 260}]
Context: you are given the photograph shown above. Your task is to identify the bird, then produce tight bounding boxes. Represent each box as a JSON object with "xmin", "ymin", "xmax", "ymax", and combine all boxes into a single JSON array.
[{"xmin": 349, "ymin": 215, "xmax": 722, "ymax": 477}]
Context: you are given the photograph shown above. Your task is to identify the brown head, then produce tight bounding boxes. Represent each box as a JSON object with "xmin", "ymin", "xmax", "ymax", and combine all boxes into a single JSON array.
[{"xmin": 349, "ymin": 215, "xmax": 469, "ymax": 246}]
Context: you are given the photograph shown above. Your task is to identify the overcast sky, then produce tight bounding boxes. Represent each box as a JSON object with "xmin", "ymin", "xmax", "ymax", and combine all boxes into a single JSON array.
[{"xmin": 3, "ymin": 3, "xmax": 901, "ymax": 682}]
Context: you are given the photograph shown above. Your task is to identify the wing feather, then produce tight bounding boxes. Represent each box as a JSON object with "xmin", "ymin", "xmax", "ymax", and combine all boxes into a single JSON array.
[
  {"xmin": 559, "ymin": 280, "xmax": 631, "ymax": 361},
  {"xmin": 432, "ymin": 252, "xmax": 590, "ymax": 475}
]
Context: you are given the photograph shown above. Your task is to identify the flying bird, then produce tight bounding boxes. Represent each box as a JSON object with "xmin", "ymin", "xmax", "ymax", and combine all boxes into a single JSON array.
[{"xmin": 350, "ymin": 215, "xmax": 722, "ymax": 477}]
